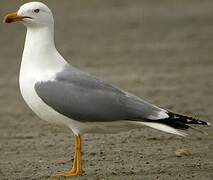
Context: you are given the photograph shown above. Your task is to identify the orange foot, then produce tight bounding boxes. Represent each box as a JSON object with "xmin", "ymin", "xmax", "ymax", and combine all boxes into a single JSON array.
[
  {"xmin": 54, "ymin": 169, "xmax": 82, "ymax": 177},
  {"xmin": 53, "ymin": 135, "xmax": 83, "ymax": 177}
]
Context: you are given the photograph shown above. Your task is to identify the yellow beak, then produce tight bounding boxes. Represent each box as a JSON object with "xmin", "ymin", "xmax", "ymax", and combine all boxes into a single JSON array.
[{"xmin": 3, "ymin": 12, "xmax": 31, "ymax": 23}]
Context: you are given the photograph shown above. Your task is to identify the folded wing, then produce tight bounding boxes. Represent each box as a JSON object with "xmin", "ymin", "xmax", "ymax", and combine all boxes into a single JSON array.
[{"xmin": 34, "ymin": 65, "xmax": 168, "ymax": 122}]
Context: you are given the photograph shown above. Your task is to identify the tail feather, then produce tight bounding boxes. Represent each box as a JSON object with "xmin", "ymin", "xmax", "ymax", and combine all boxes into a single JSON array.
[{"xmin": 140, "ymin": 122, "xmax": 187, "ymax": 136}]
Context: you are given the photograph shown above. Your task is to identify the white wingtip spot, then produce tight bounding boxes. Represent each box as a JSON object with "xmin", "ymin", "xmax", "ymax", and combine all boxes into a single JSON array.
[{"xmin": 147, "ymin": 110, "xmax": 169, "ymax": 120}]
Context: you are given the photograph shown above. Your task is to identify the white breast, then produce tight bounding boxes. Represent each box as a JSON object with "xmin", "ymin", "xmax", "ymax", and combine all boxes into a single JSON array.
[{"xmin": 20, "ymin": 65, "xmax": 63, "ymax": 123}]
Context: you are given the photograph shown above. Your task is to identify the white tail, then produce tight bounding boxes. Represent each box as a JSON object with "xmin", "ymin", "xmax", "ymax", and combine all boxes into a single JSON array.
[{"xmin": 139, "ymin": 122, "xmax": 187, "ymax": 136}]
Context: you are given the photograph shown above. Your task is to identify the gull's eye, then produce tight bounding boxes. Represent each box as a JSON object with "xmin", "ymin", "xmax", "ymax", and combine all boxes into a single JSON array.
[{"xmin": 34, "ymin": 9, "xmax": 40, "ymax": 13}]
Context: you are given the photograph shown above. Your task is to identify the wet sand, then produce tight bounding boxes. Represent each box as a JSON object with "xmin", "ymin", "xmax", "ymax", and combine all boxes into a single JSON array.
[{"xmin": 0, "ymin": 0, "xmax": 212, "ymax": 179}]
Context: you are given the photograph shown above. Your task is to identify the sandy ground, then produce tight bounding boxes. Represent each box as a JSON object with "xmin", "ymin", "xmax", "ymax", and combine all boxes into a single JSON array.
[{"xmin": 0, "ymin": 0, "xmax": 213, "ymax": 179}]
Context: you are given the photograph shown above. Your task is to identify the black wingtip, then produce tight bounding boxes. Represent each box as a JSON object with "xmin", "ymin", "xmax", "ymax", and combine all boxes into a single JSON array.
[
  {"xmin": 168, "ymin": 112, "xmax": 210, "ymax": 126},
  {"xmin": 148, "ymin": 112, "xmax": 210, "ymax": 130}
]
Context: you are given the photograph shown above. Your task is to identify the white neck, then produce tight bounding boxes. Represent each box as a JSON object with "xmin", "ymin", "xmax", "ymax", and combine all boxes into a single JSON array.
[
  {"xmin": 20, "ymin": 26, "xmax": 66, "ymax": 79},
  {"xmin": 25, "ymin": 26, "xmax": 55, "ymax": 51},
  {"xmin": 23, "ymin": 26, "xmax": 56, "ymax": 64}
]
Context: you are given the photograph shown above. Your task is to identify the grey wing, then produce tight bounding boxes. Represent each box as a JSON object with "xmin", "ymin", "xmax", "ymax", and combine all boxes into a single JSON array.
[{"xmin": 34, "ymin": 66, "xmax": 168, "ymax": 122}]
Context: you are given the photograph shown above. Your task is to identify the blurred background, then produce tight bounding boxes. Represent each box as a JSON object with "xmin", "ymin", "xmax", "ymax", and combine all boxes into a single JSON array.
[{"xmin": 0, "ymin": 0, "xmax": 212, "ymax": 179}]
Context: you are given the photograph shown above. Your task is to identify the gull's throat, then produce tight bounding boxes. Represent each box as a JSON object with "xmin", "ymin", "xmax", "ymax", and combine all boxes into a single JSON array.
[
  {"xmin": 24, "ymin": 27, "xmax": 55, "ymax": 53},
  {"xmin": 20, "ymin": 25, "xmax": 66, "ymax": 83}
]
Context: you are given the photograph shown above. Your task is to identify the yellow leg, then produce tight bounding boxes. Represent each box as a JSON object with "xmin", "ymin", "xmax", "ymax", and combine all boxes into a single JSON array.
[
  {"xmin": 54, "ymin": 135, "xmax": 83, "ymax": 177},
  {"xmin": 76, "ymin": 135, "xmax": 83, "ymax": 175}
]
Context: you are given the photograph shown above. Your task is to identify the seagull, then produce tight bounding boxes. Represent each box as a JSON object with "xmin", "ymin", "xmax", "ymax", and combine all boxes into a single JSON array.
[{"xmin": 4, "ymin": 2, "xmax": 210, "ymax": 177}]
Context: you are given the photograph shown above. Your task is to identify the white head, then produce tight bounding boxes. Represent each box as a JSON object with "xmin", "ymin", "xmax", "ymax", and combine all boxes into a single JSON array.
[{"xmin": 4, "ymin": 2, "xmax": 54, "ymax": 29}]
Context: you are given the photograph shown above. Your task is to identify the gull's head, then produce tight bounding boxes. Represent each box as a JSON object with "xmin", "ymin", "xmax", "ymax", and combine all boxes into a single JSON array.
[{"xmin": 4, "ymin": 2, "xmax": 54, "ymax": 28}]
